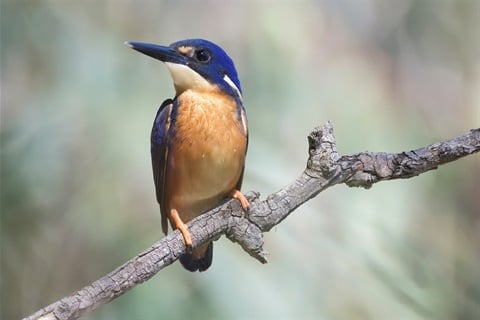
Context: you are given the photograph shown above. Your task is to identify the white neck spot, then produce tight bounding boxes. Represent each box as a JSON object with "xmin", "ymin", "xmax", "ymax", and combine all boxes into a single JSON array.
[{"xmin": 223, "ymin": 74, "xmax": 243, "ymax": 102}]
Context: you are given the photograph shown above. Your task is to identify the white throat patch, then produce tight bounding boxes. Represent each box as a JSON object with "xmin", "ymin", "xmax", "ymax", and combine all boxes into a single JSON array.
[
  {"xmin": 165, "ymin": 62, "xmax": 243, "ymax": 101},
  {"xmin": 165, "ymin": 62, "xmax": 212, "ymax": 94}
]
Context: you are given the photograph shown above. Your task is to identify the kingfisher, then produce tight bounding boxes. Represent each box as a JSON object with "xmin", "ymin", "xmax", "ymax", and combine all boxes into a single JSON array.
[{"xmin": 125, "ymin": 39, "xmax": 249, "ymax": 271}]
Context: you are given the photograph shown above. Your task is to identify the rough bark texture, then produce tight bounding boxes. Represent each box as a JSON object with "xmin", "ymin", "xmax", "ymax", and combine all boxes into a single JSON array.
[{"xmin": 24, "ymin": 122, "xmax": 480, "ymax": 320}]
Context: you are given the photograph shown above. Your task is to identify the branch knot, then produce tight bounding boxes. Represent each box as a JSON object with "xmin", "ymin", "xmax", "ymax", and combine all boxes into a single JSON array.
[{"xmin": 306, "ymin": 121, "xmax": 340, "ymax": 178}]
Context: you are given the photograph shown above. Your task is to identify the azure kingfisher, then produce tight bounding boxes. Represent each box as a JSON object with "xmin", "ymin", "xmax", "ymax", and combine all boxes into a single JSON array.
[{"xmin": 125, "ymin": 39, "xmax": 249, "ymax": 272}]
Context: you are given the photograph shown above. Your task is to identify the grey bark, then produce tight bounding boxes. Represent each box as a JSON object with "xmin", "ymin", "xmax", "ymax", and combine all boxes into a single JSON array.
[{"xmin": 24, "ymin": 122, "xmax": 480, "ymax": 320}]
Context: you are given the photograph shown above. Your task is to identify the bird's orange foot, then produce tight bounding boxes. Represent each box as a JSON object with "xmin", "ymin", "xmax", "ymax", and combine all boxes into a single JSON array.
[
  {"xmin": 231, "ymin": 189, "xmax": 249, "ymax": 209},
  {"xmin": 170, "ymin": 208, "xmax": 192, "ymax": 252}
]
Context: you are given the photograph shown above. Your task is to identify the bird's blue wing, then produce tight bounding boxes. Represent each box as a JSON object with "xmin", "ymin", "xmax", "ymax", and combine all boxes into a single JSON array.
[{"xmin": 151, "ymin": 98, "xmax": 174, "ymax": 235}]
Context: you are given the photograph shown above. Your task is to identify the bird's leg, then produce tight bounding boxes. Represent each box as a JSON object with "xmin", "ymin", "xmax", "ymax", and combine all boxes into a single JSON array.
[
  {"xmin": 170, "ymin": 208, "xmax": 193, "ymax": 251},
  {"xmin": 231, "ymin": 189, "xmax": 249, "ymax": 209}
]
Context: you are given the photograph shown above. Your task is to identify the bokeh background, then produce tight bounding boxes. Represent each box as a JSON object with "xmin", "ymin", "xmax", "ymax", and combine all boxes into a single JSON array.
[{"xmin": 2, "ymin": 1, "xmax": 479, "ymax": 319}]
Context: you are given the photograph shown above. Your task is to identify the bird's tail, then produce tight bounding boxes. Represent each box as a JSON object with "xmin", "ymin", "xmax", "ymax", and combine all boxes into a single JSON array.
[{"xmin": 180, "ymin": 242, "xmax": 213, "ymax": 272}]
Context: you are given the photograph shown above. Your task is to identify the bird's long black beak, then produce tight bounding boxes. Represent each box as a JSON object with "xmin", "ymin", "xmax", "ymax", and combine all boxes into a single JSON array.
[{"xmin": 124, "ymin": 41, "xmax": 186, "ymax": 64}]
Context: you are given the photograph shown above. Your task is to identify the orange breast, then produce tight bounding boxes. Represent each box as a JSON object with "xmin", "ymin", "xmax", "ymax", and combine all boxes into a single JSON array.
[{"xmin": 165, "ymin": 89, "xmax": 247, "ymax": 223}]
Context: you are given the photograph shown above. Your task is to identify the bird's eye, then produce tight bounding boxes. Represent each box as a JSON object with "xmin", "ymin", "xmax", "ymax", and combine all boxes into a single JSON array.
[{"xmin": 195, "ymin": 49, "xmax": 211, "ymax": 63}]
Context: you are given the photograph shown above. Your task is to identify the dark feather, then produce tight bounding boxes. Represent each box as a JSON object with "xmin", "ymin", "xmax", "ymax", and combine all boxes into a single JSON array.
[
  {"xmin": 179, "ymin": 243, "xmax": 213, "ymax": 272},
  {"xmin": 151, "ymin": 98, "xmax": 174, "ymax": 235}
]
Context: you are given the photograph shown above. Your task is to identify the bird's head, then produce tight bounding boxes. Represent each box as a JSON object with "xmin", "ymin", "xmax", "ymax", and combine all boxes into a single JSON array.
[{"xmin": 126, "ymin": 39, "xmax": 242, "ymax": 99}]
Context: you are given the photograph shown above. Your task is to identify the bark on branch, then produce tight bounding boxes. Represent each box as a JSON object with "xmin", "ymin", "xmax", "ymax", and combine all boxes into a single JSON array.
[{"xmin": 24, "ymin": 122, "xmax": 480, "ymax": 320}]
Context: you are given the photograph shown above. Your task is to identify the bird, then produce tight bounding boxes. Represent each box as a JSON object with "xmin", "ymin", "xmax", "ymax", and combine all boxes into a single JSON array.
[{"xmin": 125, "ymin": 39, "xmax": 249, "ymax": 271}]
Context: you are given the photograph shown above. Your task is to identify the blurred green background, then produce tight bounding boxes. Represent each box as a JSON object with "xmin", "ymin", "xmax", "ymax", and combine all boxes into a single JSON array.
[{"xmin": 2, "ymin": 1, "xmax": 479, "ymax": 319}]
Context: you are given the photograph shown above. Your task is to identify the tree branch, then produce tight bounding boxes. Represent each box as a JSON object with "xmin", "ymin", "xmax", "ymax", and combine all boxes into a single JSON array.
[{"xmin": 24, "ymin": 122, "xmax": 480, "ymax": 320}]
